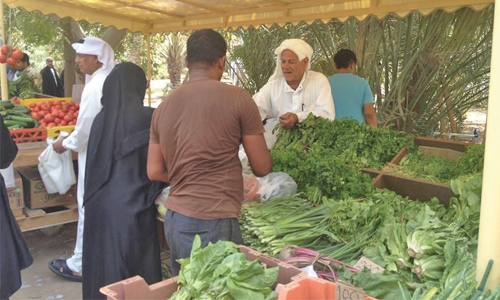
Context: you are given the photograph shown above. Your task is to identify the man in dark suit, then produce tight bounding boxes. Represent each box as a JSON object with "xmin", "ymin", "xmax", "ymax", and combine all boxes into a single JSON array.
[{"xmin": 40, "ymin": 57, "xmax": 64, "ymax": 97}]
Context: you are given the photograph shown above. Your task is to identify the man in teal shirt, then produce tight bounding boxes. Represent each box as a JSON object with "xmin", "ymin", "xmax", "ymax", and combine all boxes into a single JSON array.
[{"xmin": 328, "ymin": 49, "xmax": 377, "ymax": 126}]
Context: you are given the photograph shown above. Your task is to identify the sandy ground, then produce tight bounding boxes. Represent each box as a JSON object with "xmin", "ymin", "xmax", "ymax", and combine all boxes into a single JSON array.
[
  {"xmin": 11, "ymin": 223, "xmax": 83, "ymax": 300},
  {"xmin": 11, "ymin": 221, "xmax": 170, "ymax": 300}
]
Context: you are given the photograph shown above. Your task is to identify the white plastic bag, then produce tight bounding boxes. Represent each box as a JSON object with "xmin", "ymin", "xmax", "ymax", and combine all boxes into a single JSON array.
[
  {"xmin": 257, "ymin": 172, "xmax": 297, "ymax": 203},
  {"xmin": 38, "ymin": 132, "xmax": 76, "ymax": 194}
]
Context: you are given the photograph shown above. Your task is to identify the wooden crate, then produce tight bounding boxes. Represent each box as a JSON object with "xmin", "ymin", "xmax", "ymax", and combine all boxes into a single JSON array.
[
  {"xmin": 17, "ymin": 205, "xmax": 78, "ymax": 232},
  {"xmin": 373, "ymin": 173, "xmax": 456, "ymax": 206}
]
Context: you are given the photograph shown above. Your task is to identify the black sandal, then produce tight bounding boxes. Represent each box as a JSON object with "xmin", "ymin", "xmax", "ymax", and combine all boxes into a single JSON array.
[{"xmin": 48, "ymin": 259, "xmax": 82, "ymax": 282}]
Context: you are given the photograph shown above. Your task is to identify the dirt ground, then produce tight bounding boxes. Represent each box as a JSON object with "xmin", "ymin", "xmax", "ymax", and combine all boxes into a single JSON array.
[
  {"xmin": 11, "ymin": 221, "xmax": 170, "ymax": 300},
  {"xmin": 11, "ymin": 223, "xmax": 83, "ymax": 299}
]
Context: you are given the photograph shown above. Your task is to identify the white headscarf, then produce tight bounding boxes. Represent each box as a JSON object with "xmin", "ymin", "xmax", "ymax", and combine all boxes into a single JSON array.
[
  {"xmin": 72, "ymin": 37, "xmax": 115, "ymax": 76},
  {"xmin": 269, "ymin": 39, "xmax": 313, "ymax": 81}
]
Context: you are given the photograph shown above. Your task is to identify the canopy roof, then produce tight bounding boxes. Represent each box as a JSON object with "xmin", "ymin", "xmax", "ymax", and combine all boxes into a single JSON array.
[{"xmin": 3, "ymin": 0, "xmax": 494, "ymax": 34}]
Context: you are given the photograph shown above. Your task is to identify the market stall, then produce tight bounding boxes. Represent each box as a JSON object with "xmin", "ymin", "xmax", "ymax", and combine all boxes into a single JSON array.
[{"xmin": 1, "ymin": 0, "xmax": 499, "ymax": 296}]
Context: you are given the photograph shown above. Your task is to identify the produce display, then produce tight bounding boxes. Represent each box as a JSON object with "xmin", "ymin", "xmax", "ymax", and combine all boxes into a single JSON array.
[
  {"xmin": 0, "ymin": 44, "xmax": 24, "ymax": 68},
  {"xmin": 1, "ymin": 99, "xmax": 79, "ymax": 130},
  {"xmin": 26, "ymin": 100, "xmax": 79, "ymax": 128},
  {"xmin": 272, "ymin": 115, "xmax": 412, "ymax": 170},
  {"xmin": 270, "ymin": 115, "xmax": 411, "ymax": 202},
  {"xmin": 384, "ymin": 143, "xmax": 485, "ymax": 183},
  {"xmin": 239, "ymin": 114, "xmax": 490, "ymax": 299},
  {"xmin": 241, "ymin": 176, "xmax": 492, "ymax": 299},
  {"xmin": 170, "ymin": 235, "xmax": 279, "ymax": 300},
  {"xmin": 0, "ymin": 99, "xmax": 37, "ymax": 129}
]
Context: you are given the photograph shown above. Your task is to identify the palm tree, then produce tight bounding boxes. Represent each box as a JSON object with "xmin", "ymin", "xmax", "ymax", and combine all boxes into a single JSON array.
[
  {"xmin": 227, "ymin": 6, "xmax": 492, "ymax": 136},
  {"xmin": 157, "ymin": 33, "xmax": 186, "ymax": 94}
]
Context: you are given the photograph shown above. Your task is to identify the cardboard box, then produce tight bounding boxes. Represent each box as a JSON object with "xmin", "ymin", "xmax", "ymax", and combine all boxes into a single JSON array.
[
  {"xmin": 11, "ymin": 207, "xmax": 25, "ymax": 218},
  {"xmin": 6, "ymin": 170, "xmax": 24, "ymax": 210},
  {"xmin": 16, "ymin": 165, "xmax": 77, "ymax": 209},
  {"xmin": 100, "ymin": 245, "xmax": 307, "ymax": 299}
]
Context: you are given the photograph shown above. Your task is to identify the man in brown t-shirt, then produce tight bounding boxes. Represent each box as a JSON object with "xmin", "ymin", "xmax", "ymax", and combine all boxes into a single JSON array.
[{"xmin": 147, "ymin": 28, "xmax": 272, "ymax": 276}]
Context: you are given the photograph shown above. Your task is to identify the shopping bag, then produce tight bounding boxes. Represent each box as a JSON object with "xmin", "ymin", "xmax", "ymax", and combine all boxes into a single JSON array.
[
  {"xmin": 243, "ymin": 173, "xmax": 260, "ymax": 202},
  {"xmin": 257, "ymin": 172, "xmax": 297, "ymax": 203},
  {"xmin": 38, "ymin": 132, "xmax": 76, "ymax": 194}
]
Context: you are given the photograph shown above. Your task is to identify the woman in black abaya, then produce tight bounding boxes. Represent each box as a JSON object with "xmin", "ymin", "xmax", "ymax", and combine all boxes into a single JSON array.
[
  {"xmin": 0, "ymin": 115, "xmax": 33, "ymax": 299},
  {"xmin": 82, "ymin": 62, "xmax": 166, "ymax": 299}
]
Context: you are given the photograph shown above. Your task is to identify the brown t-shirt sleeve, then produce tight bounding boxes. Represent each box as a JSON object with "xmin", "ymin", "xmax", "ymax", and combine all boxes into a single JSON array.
[{"xmin": 238, "ymin": 89, "xmax": 265, "ymax": 135}]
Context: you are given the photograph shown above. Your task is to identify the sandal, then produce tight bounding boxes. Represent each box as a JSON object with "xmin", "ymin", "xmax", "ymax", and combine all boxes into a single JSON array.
[{"xmin": 48, "ymin": 259, "xmax": 82, "ymax": 282}]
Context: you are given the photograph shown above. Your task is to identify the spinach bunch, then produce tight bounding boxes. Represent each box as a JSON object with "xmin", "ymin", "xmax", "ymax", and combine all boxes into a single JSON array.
[{"xmin": 171, "ymin": 235, "xmax": 278, "ymax": 300}]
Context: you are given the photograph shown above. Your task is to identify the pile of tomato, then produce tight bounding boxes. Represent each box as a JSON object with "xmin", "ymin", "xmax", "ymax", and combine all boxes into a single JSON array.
[{"xmin": 27, "ymin": 100, "xmax": 80, "ymax": 128}]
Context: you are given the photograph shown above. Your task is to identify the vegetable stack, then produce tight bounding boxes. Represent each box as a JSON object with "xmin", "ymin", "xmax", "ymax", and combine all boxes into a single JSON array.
[{"xmin": 0, "ymin": 100, "xmax": 36, "ymax": 129}]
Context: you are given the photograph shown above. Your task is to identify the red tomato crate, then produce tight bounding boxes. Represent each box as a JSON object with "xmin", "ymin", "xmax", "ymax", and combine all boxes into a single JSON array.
[{"xmin": 10, "ymin": 128, "xmax": 47, "ymax": 143}]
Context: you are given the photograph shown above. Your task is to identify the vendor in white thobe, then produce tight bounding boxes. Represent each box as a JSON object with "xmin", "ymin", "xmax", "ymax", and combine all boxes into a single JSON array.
[
  {"xmin": 49, "ymin": 37, "xmax": 115, "ymax": 282},
  {"xmin": 253, "ymin": 38, "xmax": 335, "ymax": 129}
]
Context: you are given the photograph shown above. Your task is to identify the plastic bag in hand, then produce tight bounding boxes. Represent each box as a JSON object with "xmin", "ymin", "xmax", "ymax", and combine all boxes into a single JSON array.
[
  {"xmin": 257, "ymin": 172, "xmax": 297, "ymax": 203},
  {"xmin": 38, "ymin": 132, "xmax": 76, "ymax": 194}
]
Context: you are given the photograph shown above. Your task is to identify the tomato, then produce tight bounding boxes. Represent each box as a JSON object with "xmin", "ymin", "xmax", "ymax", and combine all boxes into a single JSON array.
[
  {"xmin": 54, "ymin": 117, "xmax": 61, "ymax": 125},
  {"xmin": 44, "ymin": 113, "xmax": 55, "ymax": 122},
  {"xmin": 11, "ymin": 50, "xmax": 23, "ymax": 60},
  {"xmin": 6, "ymin": 57, "xmax": 16, "ymax": 67},
  {"xmin": 0, "ymin": 45, "xmax": 9, "ymax": 55},
  {"xmin": 63, "ymin": 114, "xmax": 73, "ymax": 122},
  {"xmin": 59, "ymin": 120, "xmax": 68, "ymax": 126},
  {"xmin": 0, "ymin": 54, "xmax": 6, "ymax": 64},
  {"xmin": 32, "ymin": 106, "xmax": 40, "ymax": 113},
  {"xmin": 46, "ymin": 122, "xmax": 56, "ymax": 128},
  {"xmin": 38, "ymin": 110, "xmax": 47, "ymax": 118},
  {"xmin": 59, "ymin": 111, "xmax": 65, "ymax": 119},
  {"xmin": 68, "ymin": 121, "xmax": 76, "ymax": 125},
  {"xmin": 31, "ymin": 112, "xmax": 40, "ymax": 120}
]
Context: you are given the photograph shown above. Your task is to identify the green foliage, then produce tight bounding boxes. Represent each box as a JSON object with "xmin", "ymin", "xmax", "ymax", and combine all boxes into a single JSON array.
[
  {"xmin": 272, "ymin": 147, "xmax": 373, "ymax": 200},
  {"xmin": 8, "ymin": 72, "xmax": 41, "ymax": 99},
  {"xmin": 171, "ymin": 236, "xmax": 278, "ymax": 300},
  {"xmin": 273, "ymin": 114, "xmax": 411, "ymax": 170},
  {"xmin": 387, "ymin": 142, "xmax": 485, "ymax": 183},
  {"xmin": 454, "ymin": 144, "xmax": 485, "ymax": 176},
  {"xmin": 227, "ymin": 7, "xmax": 493, "ymax": 135},
  {"xmin": 3, "ymin": 5, "xmax": 63, "ymax": 53}
]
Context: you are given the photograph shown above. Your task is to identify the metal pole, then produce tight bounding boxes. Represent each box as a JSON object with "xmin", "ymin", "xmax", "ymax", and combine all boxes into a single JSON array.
[
  {"xmin": 0, "ymin": 1, "xmax": 9, "ymax": 100},
  {"xmin": 147, "ymin": 33, "xmax": 152, "ymax": 107},
  {"xmin": 476, "ymin": 0, "xmax": 500, "ymax": 290}
]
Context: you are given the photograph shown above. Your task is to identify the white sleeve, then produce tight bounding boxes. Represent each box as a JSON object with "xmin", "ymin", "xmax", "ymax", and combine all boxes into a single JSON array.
[
  {"xmin": 253, "ymin": 83, "xmax": 273, "ymax": 121},
  {"xmin": 297, "ymin": 74, "xmax": 335, "ymax": 122},
  {"xmin": 62, "ymin": 87, "xmax": 102, "ymax": 152}
]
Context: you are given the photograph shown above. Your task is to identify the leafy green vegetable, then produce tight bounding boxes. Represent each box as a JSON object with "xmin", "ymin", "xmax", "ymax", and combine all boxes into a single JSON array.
[
  {"xmin": 170, "ymin": 236, "xmax": 279, "ymax": 300},
  {"xmin": 8, "ymin": 72, "xmax": 41, "ymax": 99}
]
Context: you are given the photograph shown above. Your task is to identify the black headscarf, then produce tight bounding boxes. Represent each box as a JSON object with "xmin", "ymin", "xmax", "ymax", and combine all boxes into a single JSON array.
[{"xmin": 84, "ymin": 62, "xmax": 154, "ymax": 204}]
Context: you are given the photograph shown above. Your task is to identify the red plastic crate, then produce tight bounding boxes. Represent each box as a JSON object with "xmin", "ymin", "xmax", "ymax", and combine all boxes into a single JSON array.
[
  {"xmin": 10, "ymin": 128, "xmax": 47, "ymax": 143},
  {"xmin": 278, "ymin": 277, "xmax": 378, "ymax": 300},
  {"xmin": 100, "ymin": 245, "xmax": 307, "ymax": 299}
]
